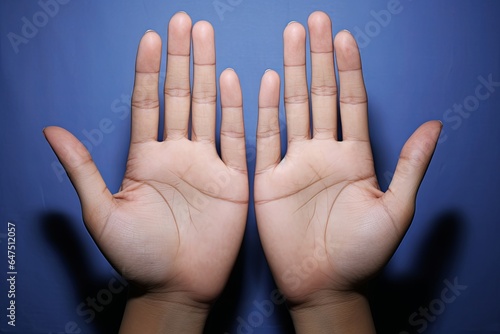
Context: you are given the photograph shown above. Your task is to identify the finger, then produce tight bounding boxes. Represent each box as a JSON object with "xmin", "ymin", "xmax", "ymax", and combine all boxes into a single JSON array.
[
  {"xmin": 284, "ymin": 22, "xmax": 310, "ymax": 143},
  {"xmin": 308, "ymin": 11, "xmax": 338, "ymax": 140},
  {"xmin": 383, "ymin": 121, "xmax": 442, "ymax": 229},
  {"xmin": 220, "ymin": 68, "xmax": 247, "ymax": 173},
  {"xmin": 164, "ymin": 12, "xmax": 192, "ymax": 140},
  {"xmin": 256, "ymin": 70, "xmax": 281, "ymax": 174},
  {"xmin": 334, "ymin": 30, "xmax": 369, "ymax": 142},
  {"xmin": 131, "ymin": 31, "xmax": 162, "ymax": 144},
  {"xmin": 191, "ymin": 21, "xmax": 217, "ymax": 144},
  {"xmin": 43, "ymin": 126, "xmax": 114, "ymax": 237}
]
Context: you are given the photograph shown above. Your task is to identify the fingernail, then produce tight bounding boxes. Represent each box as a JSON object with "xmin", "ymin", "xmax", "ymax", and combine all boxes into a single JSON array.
[
  {"xmin": 144, "ymin": 29, "xmax": 155, "ymax": 35},
  {"xmin": 226, "ymin": 67, "xmax": 235, "ymax": 72},
  {"xmin": 265, "ymin": 68, "xmax": 273, "ymax": 73},
  {"xmin": 342, "ymin": 29, "xmax": 352, "ymax": 34},
  {"xmin": 287, "ymin": 20, "xmax": 298, "ymax": 26},
  {"xmin": 176, "ymin": 10, "xmax": 188, "ymax": 14}
]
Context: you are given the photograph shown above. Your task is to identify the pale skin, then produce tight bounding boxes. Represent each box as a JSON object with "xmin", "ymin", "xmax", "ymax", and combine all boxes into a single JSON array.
[
  {"xmin": 44, "ymin": 11, "xmax": 441, "ymax": 334},
  {"xmin": 44, "ymin": 12, "xmax": 249, "ymax": 333},
  {"xmin": 254, "ymin": 11, "xmax": 441, "ymax": 334}
]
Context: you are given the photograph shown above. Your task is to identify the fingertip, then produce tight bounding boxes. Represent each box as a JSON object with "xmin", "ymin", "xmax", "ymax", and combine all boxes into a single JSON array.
[
  {"xmin": 414, "ymin": 120, "xmax": 443, "ymax": 144},
  {"xmin": 334, "ymin": 29, "xmax": 358, "ymax": 51},
  {"xmin": 284, "ymin": 21, "xmax": 306, "ymax": 39},
  {"xmin": 284, "ymin": 21, "xmax": 306, "ymax": 48},
  {"xmin": 415, "ymin": 120, "xmax": 443, "ymax": 156},
  {"xmin": 334, "ymin": 30, "xmax": 361, "ymax": 70},
  {"xmin": 43, "ymin": 126, "xmax": 64, "ymax": 142},
  {"xmin": 42, "ymin": 125, "xmax": 52, "ymax": 136},
  {"xmin": 42, "ymin": 126, "xmax": 52, "ymax": 142},
  {"xmin": 136, "ymin": 31, "xmax": 162, "ymax": 73},
  {"xmin": 167, "ymin": 12, "xmax": 192, "ymax": 55},
  {"xmin": 427, "ymin": 120, "xmax": 444, "ymax": 139},
  {"xmin": 262, "ymin": 69, "xmax": 279, "ymax": 83},
  {"xmin": 284, "ymin": 22, "xmax": 306, "ymax": 65},
  {"xmin": 220, "ymin": 67, "xmax": 239, "ymax": 83},
  {"xmin": 141, "ymin": 29, "xmax": 161, "ymax": 43},
  {"xmin": 308, "ymin": 11, "xmax": 333, "ymax": 53},
  {"xmin": 192, "ymin": 20, "xmax": 215, "ymax": 64},
  {"xmin": 192, "ymin": 20, "xmax": 215, "ymax": 38},
  {"xmin": 259, "ymin": 70, "xmax": 280, "ymax": 108},
  {"xmin": 169, "ymin": 11, "xmax": 192, "ymax": 28},
  {"xmin": 220, "ymin": 68, "xmax": 242, "ymax": 107},
  {"xmin": 169, "ymin": 12, "xmax": 192, "ymax": 35},
  {"xmin": 308, "ymin": 11, "xmax": 332, "ymax": 31},
  {"xmin": 430, "ymin": 119, "xmax": 444, "ymax": 131}
]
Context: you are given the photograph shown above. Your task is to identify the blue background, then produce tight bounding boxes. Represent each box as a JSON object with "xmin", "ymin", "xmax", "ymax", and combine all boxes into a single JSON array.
[{"xmin": 1, "ymin": 0, "xmax": 499, "ymax": 333}]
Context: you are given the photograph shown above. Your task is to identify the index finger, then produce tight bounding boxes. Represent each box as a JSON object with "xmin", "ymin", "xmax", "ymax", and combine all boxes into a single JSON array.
[{"xmin": 130, "ymin": 31, "xmax": 162, "ymax": 144}]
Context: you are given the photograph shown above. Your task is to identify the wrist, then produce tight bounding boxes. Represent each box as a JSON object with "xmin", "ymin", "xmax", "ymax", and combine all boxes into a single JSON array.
[
  {"xmin": 119, "ymin": 286, "xmax": 210, "ymax": 334},
  {"xmin": 289, "ymin": 290, "xmax": 376, "ymax": 334}
]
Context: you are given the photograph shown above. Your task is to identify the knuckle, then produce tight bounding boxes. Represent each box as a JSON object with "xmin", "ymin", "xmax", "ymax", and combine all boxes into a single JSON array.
[
  {"xmin": 311, "ymin": 84, "xmax": 338, "ymax": 97},
  {"xmin": 339, "ymin": 94, "xmax": 367, "ymax": 105}
]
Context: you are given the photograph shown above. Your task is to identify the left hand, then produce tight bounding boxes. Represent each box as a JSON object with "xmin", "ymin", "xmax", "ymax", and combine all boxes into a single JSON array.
[{"xmin": 254, "ymin": 10, "xmax": 441, "ymax": 311}]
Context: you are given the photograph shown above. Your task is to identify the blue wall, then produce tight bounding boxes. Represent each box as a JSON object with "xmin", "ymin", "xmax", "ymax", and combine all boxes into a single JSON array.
[{"xmin": 1, "ymin": 0, "xmax": 499, "ymax": 333}]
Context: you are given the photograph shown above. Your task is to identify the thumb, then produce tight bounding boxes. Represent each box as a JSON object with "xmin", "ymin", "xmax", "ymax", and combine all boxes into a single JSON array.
[
  {"xmin": 43, "ymin": 126, "xmax": 114, "ymax": 237},
  {"xmin": 383, "ymin": 121, "xmax": 442, "ymax": 225}
]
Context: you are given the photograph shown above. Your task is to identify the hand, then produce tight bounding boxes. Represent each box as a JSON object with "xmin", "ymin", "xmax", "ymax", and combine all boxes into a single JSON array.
[
  {"xmin": 44, "ymin": 12, "xmax": 248, "ymax": 333},
  {"xmin": 254, "ymin": 11, "xmax": 441, "ymax": 333}
]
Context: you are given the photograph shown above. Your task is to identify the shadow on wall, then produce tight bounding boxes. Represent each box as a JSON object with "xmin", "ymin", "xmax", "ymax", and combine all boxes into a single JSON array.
[
  {"xmin": 369, "ymin": 211, "xmax": 466, "ymax": 334},
  {"xmin": 40, "ymin": 210, "xmax": 463, "ymax": 334},
  {"xmin": 204, "ymin": 227, "xmax": 295, "ymax": 334},
  {"xmin": 41, "ymin": 211, "xmax": 292, "ymax": 334},
  {"xmin": 204, "ymin": 231, "xmax": 251, "ymax": 333},
  {"xmin": 41, "ymin": 213, "xmax": 126, "ymax": 334}
]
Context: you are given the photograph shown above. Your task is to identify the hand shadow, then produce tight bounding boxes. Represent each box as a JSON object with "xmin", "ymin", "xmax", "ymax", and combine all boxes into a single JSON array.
[
  {"xmin": 204, "ymin": 216, "xmax": 295, "ymax": 334},
  {"xmin": 41, "ymin": 212, "xmax": 127, "ymax": 334},
  {"xmin": 368, "ymin": 211, "xmax": 465, "ymax": 334}
]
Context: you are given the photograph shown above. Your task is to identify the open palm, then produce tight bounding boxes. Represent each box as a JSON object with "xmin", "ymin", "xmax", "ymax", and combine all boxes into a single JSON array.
[
  {"xmin": 44, "ymin": 13, "xmax": 248, "ymax": 306},
  {"xmin": 254, "ymin": 12, "xmax": 441, "ymax": 307}
]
